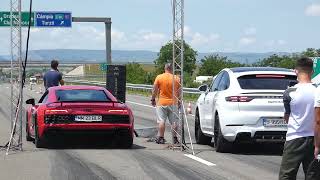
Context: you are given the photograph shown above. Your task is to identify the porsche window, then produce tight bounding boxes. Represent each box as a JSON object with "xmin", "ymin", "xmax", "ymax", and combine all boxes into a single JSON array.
[
  {"xmin": 56, "ymin": 90, "xmax": 110, "ymax": 102},
  {"xmin": 237, "ymin": 74, "xmax": 297, "ymax": 90}
]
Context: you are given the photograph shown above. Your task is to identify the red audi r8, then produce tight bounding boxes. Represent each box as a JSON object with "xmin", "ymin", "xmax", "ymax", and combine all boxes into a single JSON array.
[{"xmin": 25, "ymin": 85, "xmax": 134, "ymax": 148}]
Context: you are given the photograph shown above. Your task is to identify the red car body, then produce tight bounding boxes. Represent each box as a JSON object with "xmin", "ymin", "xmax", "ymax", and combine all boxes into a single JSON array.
[{"xmin": 26, "ymin": 85, "xmax": 134, "ymax": 148}]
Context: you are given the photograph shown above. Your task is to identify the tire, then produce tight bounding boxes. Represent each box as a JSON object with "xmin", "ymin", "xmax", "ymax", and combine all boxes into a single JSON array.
[
  {"xmin": 34, "ymin": 121, "xmax": 46, "ymax": 148},
  {"xmin": 118, "ymin": 133, "xmax": 133, "ymax": 149},
  {"xmin": 214, "ymin": 113, "xmax": 233, "ymax": 153},
  {"xmin": 195, "ymin": 111, "xmax": 212, "ymax": 145},
  {"xmin": 26, "ymin": 113, "xmax": 33, "ymax": 142}
]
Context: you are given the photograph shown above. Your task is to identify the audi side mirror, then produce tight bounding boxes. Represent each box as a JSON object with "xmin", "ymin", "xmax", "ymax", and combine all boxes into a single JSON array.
[
  {"xmin": 198, "ymin": 84, "xmax": 208, "ymax": 92},
  {"xmin": 26, "ymin": 98, "xmax": 35, "ymax": 106}
]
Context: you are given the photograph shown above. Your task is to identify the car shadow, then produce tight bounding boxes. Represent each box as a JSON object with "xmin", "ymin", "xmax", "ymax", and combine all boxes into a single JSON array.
[
  {"xmin": 209, "ymin": 143, "xmax": 284, "ymax": 156},
  {"xmin": 44, "ymin": 135, "xmax": 146, "ymax": 150}
]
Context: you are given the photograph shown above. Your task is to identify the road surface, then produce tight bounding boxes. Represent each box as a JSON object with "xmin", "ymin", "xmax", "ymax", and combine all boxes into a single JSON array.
[{"xmin": 0, "ymin": 83, "xmax": 304, "ymax": 180}]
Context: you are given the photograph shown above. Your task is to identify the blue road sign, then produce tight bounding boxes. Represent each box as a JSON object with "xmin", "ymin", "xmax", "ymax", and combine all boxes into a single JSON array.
[{"xmin": 35, "ymin": 12, "xmax": 72, "ymax": 27}]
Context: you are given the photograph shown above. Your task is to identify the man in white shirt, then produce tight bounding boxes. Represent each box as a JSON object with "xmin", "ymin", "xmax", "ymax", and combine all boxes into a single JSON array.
[{"xmin": 279, "ymin": 57, "xmax": 318, "ymax": 180}]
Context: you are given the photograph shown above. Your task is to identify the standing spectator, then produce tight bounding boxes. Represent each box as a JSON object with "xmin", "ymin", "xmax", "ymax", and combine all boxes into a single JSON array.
[
  {"xmin": 279, "ymin": 57, "xmax": 318, "ymax": 180},
  {"xmin": 151, "ymin": 63, "xmax": 180, "ymax": 144},
  {"xmin": 43, "ymin": 60, "xmax": 64, "ymax": 90}
]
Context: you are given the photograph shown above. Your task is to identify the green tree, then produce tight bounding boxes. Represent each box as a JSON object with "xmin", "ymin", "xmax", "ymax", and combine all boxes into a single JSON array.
[
  {"xmin": 198, "ymin": 54, "xmax": 244, "ymax": 76},
  {"xmin": 154, "ymin": 41, "xmax": 197, "ymax": 76},
  {"xmin": 126, "ymin": 62, "xmax": 147, "ymax": 84},
  {"xmin": 253, "ymin": 54, "xmax": 295, "ymax": 69}
]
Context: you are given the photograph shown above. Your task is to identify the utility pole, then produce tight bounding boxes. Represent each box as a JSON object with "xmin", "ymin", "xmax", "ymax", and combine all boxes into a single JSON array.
[{"xmin": 7, "ymin": 0, "xmax": 23, "ymax": 154}]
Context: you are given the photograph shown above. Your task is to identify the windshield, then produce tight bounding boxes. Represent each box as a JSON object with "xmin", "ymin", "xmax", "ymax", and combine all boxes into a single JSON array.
[
  {"xmin": 237, "ymin": 74, "xmax": 297, "ymax": 90},
  {"xmin": 56, "ymin": 89, "xmax": 110, "ymax": 102}
]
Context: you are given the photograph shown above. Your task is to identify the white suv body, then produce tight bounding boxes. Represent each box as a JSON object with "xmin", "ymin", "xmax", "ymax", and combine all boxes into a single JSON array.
[{"xmin": 195, "ymin": 67, "xmax": 297, "ymax": 152}]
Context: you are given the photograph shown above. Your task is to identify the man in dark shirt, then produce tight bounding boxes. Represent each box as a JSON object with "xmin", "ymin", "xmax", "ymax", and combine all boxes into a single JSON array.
[{"xmin": 43, "ymin": 60, "xmax": 64, "ymax": 89}]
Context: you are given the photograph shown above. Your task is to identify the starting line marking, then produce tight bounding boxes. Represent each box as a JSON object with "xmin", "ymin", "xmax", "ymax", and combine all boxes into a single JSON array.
[{"xmin": 184, "ymin": 154, "xmax": 216, "ymax": 167}]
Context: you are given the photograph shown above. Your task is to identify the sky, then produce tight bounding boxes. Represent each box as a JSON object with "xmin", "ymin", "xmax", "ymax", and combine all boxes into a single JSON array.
[{"xmin": 0, "ymin": 0, "xmax": 320, "ymax": 55}]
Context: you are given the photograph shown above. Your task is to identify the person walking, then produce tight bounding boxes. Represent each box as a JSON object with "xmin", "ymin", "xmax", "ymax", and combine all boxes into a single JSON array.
[
  {"xmin": 43, "ymin": 60, "xmax": 64, "ymax": 90},
  {"xmin": 279, "ymin": 57, "xmax": 318, "ymax": 180},
  {"xmin": 151, "ymin": 63, "xmax": 180, "ymax": 144}
]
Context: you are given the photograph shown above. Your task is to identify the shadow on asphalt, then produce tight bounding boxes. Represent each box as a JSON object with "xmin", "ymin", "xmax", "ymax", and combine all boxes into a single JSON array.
[
  {"xmin": 43, "ymin": 136, "xmax": 146, "ymax": 150},
  {"xmin": 206, "ymin": 142, "xmax": 284, "ymax": 156}
]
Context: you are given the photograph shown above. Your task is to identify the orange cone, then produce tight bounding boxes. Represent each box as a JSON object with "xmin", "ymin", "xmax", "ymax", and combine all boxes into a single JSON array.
[{"xmin": 187, "ymin": 102, "xmax": 192, "ymax": 114}]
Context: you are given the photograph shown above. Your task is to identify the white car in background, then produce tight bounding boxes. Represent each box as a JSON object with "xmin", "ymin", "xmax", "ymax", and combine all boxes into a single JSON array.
[{"xmin": 194, "ymin": 67, "xmax": 297, "ymax": 152}]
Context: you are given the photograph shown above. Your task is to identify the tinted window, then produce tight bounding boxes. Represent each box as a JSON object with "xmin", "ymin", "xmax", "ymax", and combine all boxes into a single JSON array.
[
  {"xmin": 218, "ymin": 72, "xmax": 230, "ymax": 91},
  {"xmin": 210, "ymin": 72, "xmax": 224, "ymax": 91},
  {"xmin": 237, "ymin": 75, "xmax": 297, "ymax": 90},
  {"xmin": 56, "ymin": 90, "xmax": 110, "ymax": 102}
]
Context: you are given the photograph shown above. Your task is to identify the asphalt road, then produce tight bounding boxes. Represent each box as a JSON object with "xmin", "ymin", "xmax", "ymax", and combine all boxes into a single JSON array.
[{"xmin": 0, "ymin": 83, "xmax": 305, "ymax": 180}]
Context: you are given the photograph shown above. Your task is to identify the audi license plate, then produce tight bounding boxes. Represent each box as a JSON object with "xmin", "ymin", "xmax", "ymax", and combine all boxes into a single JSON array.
[
  {"xmin": 75, "ymin": 115, "xmax": 102, "ymax": 122},
  {"xmin": 263, "ymin": 118, "xmax": 287, "ymax": 127}
]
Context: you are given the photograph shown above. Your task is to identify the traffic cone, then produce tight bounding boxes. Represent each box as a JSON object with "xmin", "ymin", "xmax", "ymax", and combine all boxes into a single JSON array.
[{"xmin": 187, "ymin": 102, "xmax": 192, "ymax": 114}]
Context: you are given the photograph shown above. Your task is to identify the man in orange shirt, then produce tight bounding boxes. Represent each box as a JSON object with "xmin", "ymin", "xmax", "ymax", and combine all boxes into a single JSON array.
[{"xmin": 151, "ymin": 63, "xmax": 180, "ymax": 144}]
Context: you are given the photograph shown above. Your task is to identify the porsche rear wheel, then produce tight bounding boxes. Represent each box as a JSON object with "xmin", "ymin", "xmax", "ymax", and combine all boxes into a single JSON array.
[{"xmin": 214, "ymin": 114, "xmax": 233, "ymax": 153}]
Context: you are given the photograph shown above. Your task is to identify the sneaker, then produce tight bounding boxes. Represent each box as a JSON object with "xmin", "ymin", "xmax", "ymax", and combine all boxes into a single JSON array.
[
  {"xmin": 173, "ymin": 137, "xmax": 179, "ymax": 144},
  {"xmin": 155, "ymin": 137, "xmax": 166, "ymax": 144}
]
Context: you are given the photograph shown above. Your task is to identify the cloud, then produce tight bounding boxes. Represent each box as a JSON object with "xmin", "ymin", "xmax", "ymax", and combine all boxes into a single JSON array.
[
  {"xmin": 111, "ymin": 28, "xmax": 126, "ymax": 42},
  {"xmin": 305, "ymin": 4, "xmax": 320, "ymax": 16},
  {"xmin": 184, "ymin": 25, "xmax": 220, "ymax": 48},
  {"xmin": 244, "ymin": 27, "xmax": 257, "ymax": 35},
  {"xmin": 266, "ymin": 39, "xmax": 287, "ymax": 47},
  {"xmin": 191, "ymin": 32, "xmax": 220, "ymax": 46},
  {"xmin": 239, "ymin": 37, "xmax": 256, "ymax": 45}
]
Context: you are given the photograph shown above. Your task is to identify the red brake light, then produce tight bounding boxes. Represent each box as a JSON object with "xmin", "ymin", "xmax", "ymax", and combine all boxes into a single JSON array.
[
  {"xmin": 45, "ymin": 109, "xmax": 68, "ymax": 114},
  {"xmin": 256, "ymin": 74, "xmax": 285, "ymax": 78},
  {"xmin": 225, "ymin": 96, "xmax": 253, "ymax": 102}
]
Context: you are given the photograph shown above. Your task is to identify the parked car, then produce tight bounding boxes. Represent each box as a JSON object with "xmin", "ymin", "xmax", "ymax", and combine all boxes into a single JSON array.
[
  {"xmin": 194, "ymin": 67, "xmax": 297, "ymax": 152},
  {"xmin": 25, "ymin": 85, "xmax": 134, "ymax": 148}
]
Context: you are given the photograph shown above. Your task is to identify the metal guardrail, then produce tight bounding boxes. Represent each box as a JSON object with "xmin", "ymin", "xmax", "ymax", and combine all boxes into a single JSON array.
[{"xmin": 64, "ymin": 79, "xmax": 201, "ymax": 94}]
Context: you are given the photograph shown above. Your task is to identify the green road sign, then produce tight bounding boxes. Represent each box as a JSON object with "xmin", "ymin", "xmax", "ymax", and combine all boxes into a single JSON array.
[
  {"xmin": 313, "ymin": 57, "xmax": 320, "ymax": 78},
  {"xmin": 0, "ymin": 11, "xmax": 34, "ymax": 27},
  {"xmin": 100, "ymin": 63, "xmax": 107, "ymax": 71}
]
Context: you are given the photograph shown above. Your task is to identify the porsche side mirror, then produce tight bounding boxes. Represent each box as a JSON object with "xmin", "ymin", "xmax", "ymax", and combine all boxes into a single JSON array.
[
  {"xmin": 198, "ymin": 84, "xmax": 208, "ymax": 92},
  {"xmin": 26, "ymin": 98, "xmax": 35, "ymax": 106}
]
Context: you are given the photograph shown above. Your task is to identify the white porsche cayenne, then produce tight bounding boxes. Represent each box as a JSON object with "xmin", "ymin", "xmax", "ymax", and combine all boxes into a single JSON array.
[{"xmin": 195, "ymin": 67, "xmax": 297, "ymax": 153}]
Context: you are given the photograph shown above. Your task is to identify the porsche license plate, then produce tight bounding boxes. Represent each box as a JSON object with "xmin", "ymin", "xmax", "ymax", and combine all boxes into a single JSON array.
[
  {"xmin": 75, "ymin": 115, "xmax": 102, "ymax": 122},
  {"xmin": 263, "ymin": 119, "xmax": 287, "ymax": 127}
]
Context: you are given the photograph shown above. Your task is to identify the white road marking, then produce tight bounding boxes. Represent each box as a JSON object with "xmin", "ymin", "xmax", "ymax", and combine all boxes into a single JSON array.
[
  {"xmin": 126, "ymin": 100, "xmax": 195, "ymax": 117},
  {"xmin": 126, "ymin": 101, "xmax": 156, "ymax": 109},
  {"xmin": 184, "ymin": 154, "xmax": 216, "ymax": 166}
]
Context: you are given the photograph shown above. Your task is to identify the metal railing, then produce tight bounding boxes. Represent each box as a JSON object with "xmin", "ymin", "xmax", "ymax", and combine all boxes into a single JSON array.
[{"xmin": 64, "ymin": 77, "xmax": 201, "ymax": 95}]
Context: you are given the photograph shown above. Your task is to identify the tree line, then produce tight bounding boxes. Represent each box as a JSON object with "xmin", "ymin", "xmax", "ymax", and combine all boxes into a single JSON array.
[{"xmin": 126, "ymin": 42, "xmax": 320, "ymax": 87}]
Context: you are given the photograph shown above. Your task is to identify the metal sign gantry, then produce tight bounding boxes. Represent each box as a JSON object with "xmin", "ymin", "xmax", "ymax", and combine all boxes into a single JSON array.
[
  {"xmin": 171, "ymin": 0, "xmax": 194, "ymax": 154},
  {"xmin": 6, "ymin": 0, "xmax": 23, "ymax": 154}
]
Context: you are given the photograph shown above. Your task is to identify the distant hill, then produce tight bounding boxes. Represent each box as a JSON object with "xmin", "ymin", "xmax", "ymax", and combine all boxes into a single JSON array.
[{"xmin": 0, "ymin": 49, "xmax": 291, "ymax": 64}]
